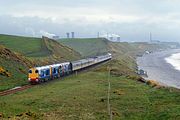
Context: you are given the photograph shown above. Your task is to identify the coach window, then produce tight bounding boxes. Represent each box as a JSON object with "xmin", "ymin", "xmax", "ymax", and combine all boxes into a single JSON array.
[
  {"xmin": 53, "ymin": 68, "xmax": 56, "ymax": 73},
  {"xmin": 46, "ymin": 70, "xmax": 50, "ymax": 75},
  {"xmin": 41, "ymin": 71, "xmax": 44, "ymax": 76}
]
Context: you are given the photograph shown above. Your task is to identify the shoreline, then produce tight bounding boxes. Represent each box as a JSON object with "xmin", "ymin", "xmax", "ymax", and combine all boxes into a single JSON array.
[{"xmin": 137, "ymin": 49, "xmax": 180, "ymax": 89}]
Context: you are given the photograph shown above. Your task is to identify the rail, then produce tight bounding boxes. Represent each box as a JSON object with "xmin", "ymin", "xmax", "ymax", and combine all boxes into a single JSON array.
[{"xmin": 0, "ymin": 85, "xmax": 32, "ymax": 96}]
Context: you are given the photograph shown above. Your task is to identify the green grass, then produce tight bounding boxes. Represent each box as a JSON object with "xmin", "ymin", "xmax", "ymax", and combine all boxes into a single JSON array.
[
  {"xmin": 0, "ymin": 34, "xmax": 50, "ymax": 57},
  {"xmin": 0, "ymin": 35, "xmax": 174, "ymax": 93},
  {"xmin": 0, "ymin": 57, "xmax": 28, "ymax": 91},
  {"xmin": 0, "ymin": 67, "xmax": 180, "ymax": 119},
  {"xmin": 59, "ymin": 38, "xmax": 177, "ymax": 59},
  {"xmin": 42, "ymin": 37, "xmax": 81, "ymax": 61},
  {"xmin": 0, "ymin": 34, "xmax": 81, "ymax": 59},
  {"xmin": 58, "ymin": 38, "xmax": 109, "ymax": 57},
  {"xmin": 0, "ymin": 35, "xmax": 81, "ymax": 91},
  {"xmin": 1, "ymin": 35, "xmax": 180, "ymax": 119}
]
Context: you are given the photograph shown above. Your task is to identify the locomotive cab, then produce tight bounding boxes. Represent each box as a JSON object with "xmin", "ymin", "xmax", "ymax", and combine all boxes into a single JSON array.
[{"xmin": 28, "ymin": 68, "xmax": 39, "ymax": 83}]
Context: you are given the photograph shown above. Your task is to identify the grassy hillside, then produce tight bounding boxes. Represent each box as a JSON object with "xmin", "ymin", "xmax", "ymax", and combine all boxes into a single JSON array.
[
  {"xmin": 0, "ymin": 34, "xmax": 50, "ymax": 57},
  {"xmin": 0, "ymin": 45, "xmax": 34, "ymax": 91},
  {"xmin": 41, "ymin": 37, "xmax": 81, "ymax": 63},
  {"xmin": 59, "ymin": 38, "xmax": 109, "ymax": 57},
  {"xmin": 59, "ymin": 38, "xmax": 178, "ymax": 58},
  {"xmin": 0, "ymin": 34, "xmax": 81, "ymax": 60},
  {"xmin": 1, "ymin": 36, "xmax": 180, "ymax": 119},
  {"xmin": 0, "ymin": 35, "xmax": 81, "ymax": 91},
  {"xmin": 59, "ymin": 38, "xmax": 178, "ymax": 74},
  {"xmin": 0, "ymin": 58, "xmax": 180, "ymax": 119}
]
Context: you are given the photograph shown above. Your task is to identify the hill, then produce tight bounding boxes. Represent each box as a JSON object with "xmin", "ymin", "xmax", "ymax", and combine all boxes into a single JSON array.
[
  {"xmin": 1, "ymin": 42, "xmax": 180, "ymax": 119},
  {"xmin": 41, "ymin": 36, "xmax": 81, "ymax": 63},
  {"xmin": 0, "ymin": 34, "xmax": 81, "ymax": 91},
  {"xmin": 0, "ymin": 34, "xmax": 81, "ymax": 61},
  {"xmin": 0, "ymin": 34, "xmax": 49, "ymax": 57},
  {"xmin": 0, "ymin": 45, "xmax": 34, "ymax": 91},
  {"xmin": 1, "ymin": 36, "xmax": 180, "ymax": 119},
  {"xmin": 59, "ymin": 38, "xmax": 179, "ymax": 74},
  {"xmin": 59, "ymin": 38, "xmax": 109, "ymax": 57},
  {"xmin": 59, "ymin": 38, "xmax": 179, "ymax": 58}
]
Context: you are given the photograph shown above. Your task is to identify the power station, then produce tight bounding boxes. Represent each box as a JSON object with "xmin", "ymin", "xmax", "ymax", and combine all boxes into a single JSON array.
[
  {"xmin": 66, "ymin": 33, "xmax": 70, "ymax": 38},
  {"xmin": 71, "ymin": 32, "xmax": 75, "ymax": 38}
]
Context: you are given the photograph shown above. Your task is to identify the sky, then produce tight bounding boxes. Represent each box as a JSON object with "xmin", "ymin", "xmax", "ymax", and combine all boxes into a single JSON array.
[{"xmin": 1, "ymin": 0, "xmax": 180, "ymax": 42}]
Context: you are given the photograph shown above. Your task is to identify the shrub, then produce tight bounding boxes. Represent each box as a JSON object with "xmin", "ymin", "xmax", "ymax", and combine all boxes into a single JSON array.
[
  {"xmin": 146, "ymin": 80, "xmax": 160, "ymax": 87},
  {"xmin": 0, "ymin": 67, "xmax": 11, "ymax": 77}
]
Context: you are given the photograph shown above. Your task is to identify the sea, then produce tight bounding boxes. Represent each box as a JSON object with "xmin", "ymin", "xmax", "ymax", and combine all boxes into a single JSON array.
[
  {"xmin": 165, "ymin": 52, "xmax": 180, "ymax": 71},
  {"xmin": 137, "ymin": 49, "xmax": 180, "ymax": 89}
]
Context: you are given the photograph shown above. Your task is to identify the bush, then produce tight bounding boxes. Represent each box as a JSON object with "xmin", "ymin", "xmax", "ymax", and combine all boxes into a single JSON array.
[
  {"xmin": 146, "ymin": 80, "xmax": 160, "ymax": 87},
  {"xmin": 0, "ymin": 67, "xmax": 11, "ymax": 77}
]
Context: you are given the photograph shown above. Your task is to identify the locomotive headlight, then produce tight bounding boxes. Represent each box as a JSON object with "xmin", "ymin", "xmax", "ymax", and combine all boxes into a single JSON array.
[
  {"xmin": 36, "ymin": 79, "xmax": 39, "ymax": 82},
  {"xmin": 28, "ymin": 78, "xmax": 31, "ymax": 81}
]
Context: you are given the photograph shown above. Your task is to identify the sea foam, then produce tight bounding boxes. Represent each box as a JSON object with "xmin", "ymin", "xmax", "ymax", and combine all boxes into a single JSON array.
[{"xmin": 165, "ymin": 53, "xmax": 180, "ymax": 71}]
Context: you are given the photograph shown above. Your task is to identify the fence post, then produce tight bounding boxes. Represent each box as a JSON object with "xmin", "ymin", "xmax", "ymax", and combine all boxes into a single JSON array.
[{"xmin": 107, "ymin": 66, "xmax": 112, "ymax": 120}]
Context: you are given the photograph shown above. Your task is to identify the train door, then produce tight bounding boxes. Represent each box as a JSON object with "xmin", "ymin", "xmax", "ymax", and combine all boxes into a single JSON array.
[
  {"xmin": 59, "ymin": 65, "xmax": 63, "ymax": 77},
  {"xmin": 69, "ymin": 63, "xmax": 73, "ymax": 73}
]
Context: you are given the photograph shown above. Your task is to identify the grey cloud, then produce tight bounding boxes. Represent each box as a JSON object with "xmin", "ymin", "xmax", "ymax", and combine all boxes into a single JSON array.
[{"xmin": 1, "ymin": 1, "xmax": 180, "ymax": 42}]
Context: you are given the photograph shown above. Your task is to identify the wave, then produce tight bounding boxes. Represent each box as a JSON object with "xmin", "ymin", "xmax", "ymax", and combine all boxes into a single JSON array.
[{"xmin": 165, "ymin": 53, "xmax": 180, "ymax": 71}]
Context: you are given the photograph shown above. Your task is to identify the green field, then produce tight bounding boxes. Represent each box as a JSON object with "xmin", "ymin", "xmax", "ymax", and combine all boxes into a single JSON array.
[{"xmin": 0, "ymin": 59, "xmax": 180, "ymax": 119}]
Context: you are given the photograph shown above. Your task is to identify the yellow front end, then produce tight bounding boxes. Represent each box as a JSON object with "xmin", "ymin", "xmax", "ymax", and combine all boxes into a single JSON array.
[{"xmin": 28, "ymin": 68, "xmax": 39, "ymax": 83}]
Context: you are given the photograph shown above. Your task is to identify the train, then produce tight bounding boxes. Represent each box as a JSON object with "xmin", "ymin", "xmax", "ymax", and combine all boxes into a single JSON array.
[{"xmin": 28, "ymin": 53, "xmax": 112, "ymax": 84}]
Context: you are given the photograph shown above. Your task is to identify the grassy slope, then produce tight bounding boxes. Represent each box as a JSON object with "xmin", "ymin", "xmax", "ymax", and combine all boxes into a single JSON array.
[
  {"xmin": 0, "ymin": 57, "xmax": 27, "ymax": 91},
  {"xmin": 0, "ymin": 34, "xmax": 50, "ymax": 57},
  {"xmin": 108, "ymin": 42, "xmax": 171, "ymax": 67},
  {"xmin": 59, "ymin": 38, "xmax": 176, "ymax": 57},
  {"xmin": 0, "ymin": 37, "xmax": 180, "ymax": 119},
  {"xmin": 0, "ymin": 35, "xmax": 81, "ymax": 91},
  {"xmin": 0, "ymin": 34, "xmax": 80, "ymax": 60},
  {"xmin": 59, "ymin": 38, "xmax": 109, "ymax": 57},
  {"xmin": 0, "ymin": 45, "xmax": 35, "ymax": 91},
  {"xmin": 41, "ymin": 37, "xmax": 81, "ymax": 63},
  {"xmin": 0, "ymin": 61, "xmax": 180, "ymax": 120}
]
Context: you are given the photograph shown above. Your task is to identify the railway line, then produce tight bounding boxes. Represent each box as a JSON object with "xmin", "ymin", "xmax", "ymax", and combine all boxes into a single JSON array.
[
  {"xmin": 0, "ymin": 53, "xmax": 112, "ymax": 96},
  {"xmin": 0, "ymin": 85, "xmax": 33, "ymax": 96},
  {"xmin": 0, "ymin": 63, "xmax": 105, "ymax": 97}
]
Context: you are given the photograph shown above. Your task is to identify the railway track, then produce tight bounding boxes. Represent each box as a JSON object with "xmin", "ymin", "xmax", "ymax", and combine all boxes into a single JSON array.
[
  {"xmin": 0, "ymin": 60, "xmax": 111, "ymax": 97},
  {"xmin": 0, "ymin": 85, "xmax": 33, "ymax": 96}
]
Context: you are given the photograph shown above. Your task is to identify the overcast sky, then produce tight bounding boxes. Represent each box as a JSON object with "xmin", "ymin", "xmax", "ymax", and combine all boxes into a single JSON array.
[{"xmin": 1, "ymin": 0, "xmax": 180, "ymax": 41}]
